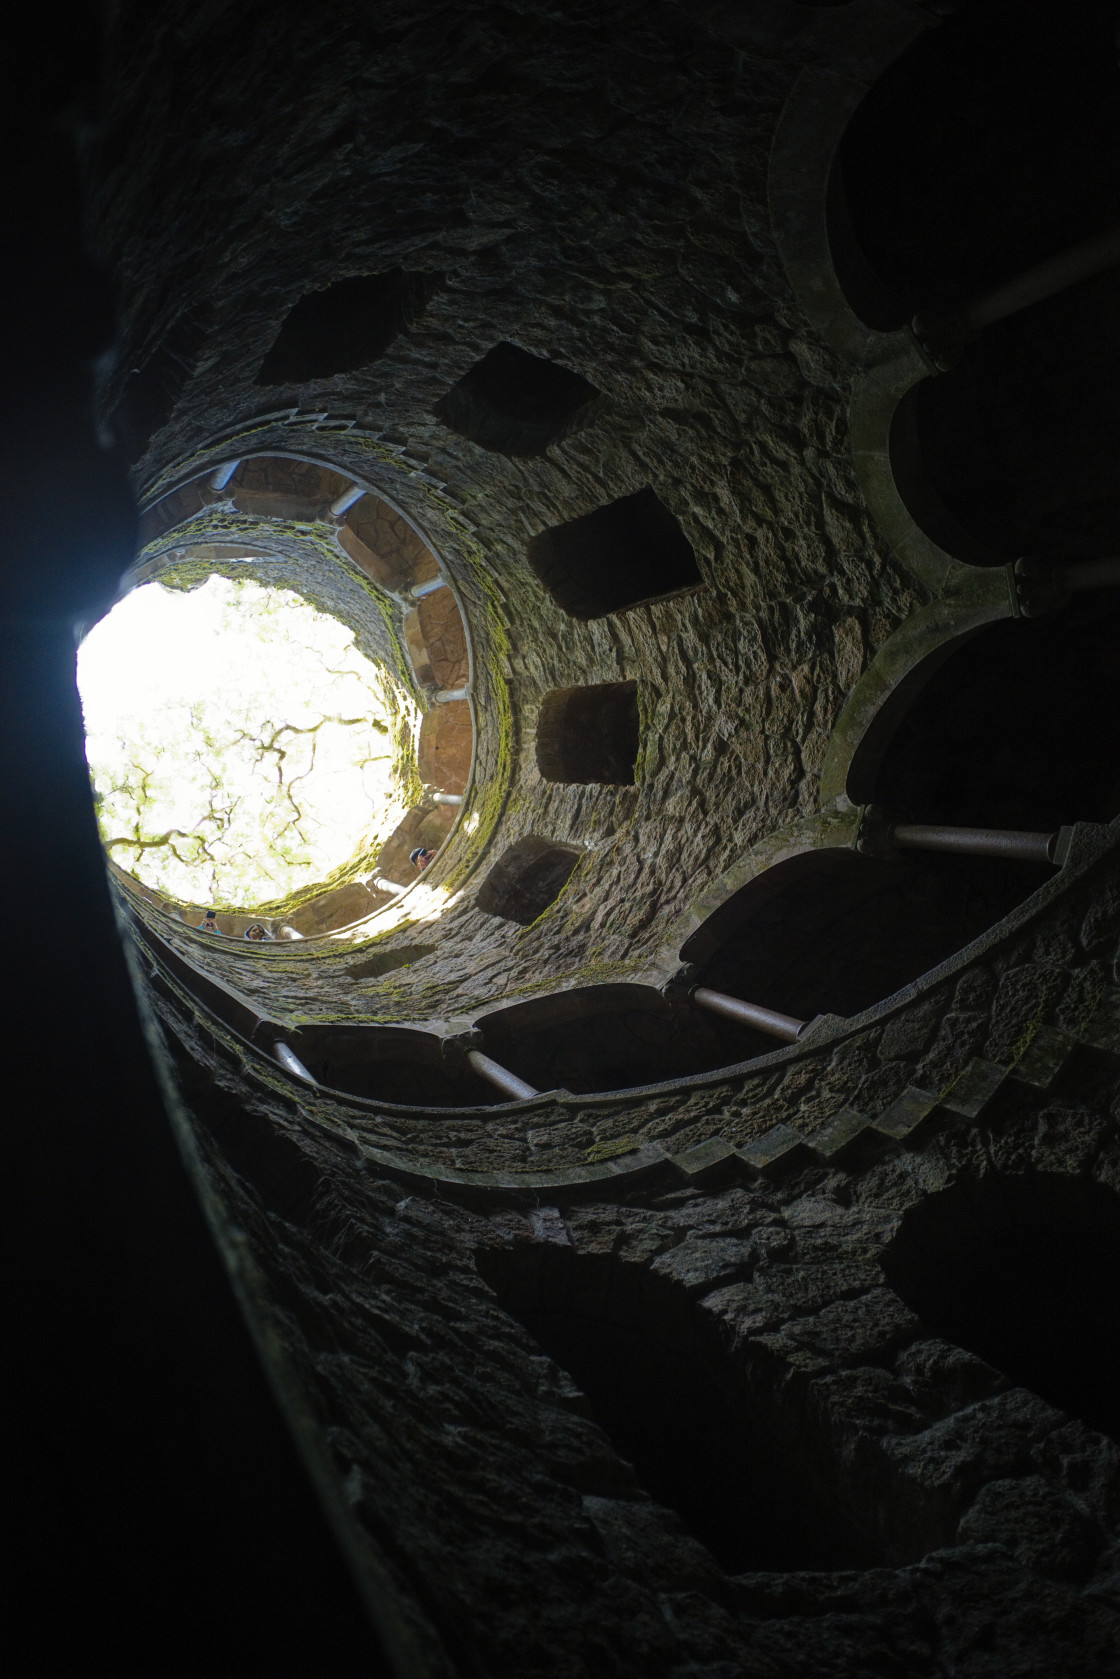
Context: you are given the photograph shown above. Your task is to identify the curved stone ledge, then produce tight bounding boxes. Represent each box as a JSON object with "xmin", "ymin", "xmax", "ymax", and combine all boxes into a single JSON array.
[{"xmin": 144, "ymin": 823, "xmax": 1120, "ymax": 1199}]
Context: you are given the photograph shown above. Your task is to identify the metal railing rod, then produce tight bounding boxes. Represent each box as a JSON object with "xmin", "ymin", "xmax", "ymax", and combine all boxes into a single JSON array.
[
  {"xmin": 273, "ymin": 1041, "xmax": 317, "ymax": 1084},
  {"xmin": 891, "ymin": 823, "xmax": 1058, "ymax": 864},
  {"xmin": 1063, "ymin": 556, "xmax": 1120, "ymax": 593},
  {"xmin": 328, "ymin": 483, "xmax": 366, "ymax": 517},
  {"xmin": 209, "ymin": 459, "xmax": 240, "ymax": 490},
  {"xmin": 692, "ymin": 988, "xmax": 806, "ymax": 1042},
  {"xmin": 957, "ymin": 225, "xmax": 1120, "ymax": 335},
  {"xmin": 466, "ymin": 1050, "xmax": 538, "ymax": 1101}
]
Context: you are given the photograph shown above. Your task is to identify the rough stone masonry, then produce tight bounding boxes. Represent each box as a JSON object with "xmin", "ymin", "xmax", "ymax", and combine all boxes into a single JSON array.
[{"xmin": 87, "ymin": 1, "xmax": 1120, "ymax": 1673}]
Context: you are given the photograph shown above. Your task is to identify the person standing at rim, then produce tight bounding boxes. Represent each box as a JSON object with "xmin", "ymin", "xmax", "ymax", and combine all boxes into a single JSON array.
[{"xmin": 198, "ymin": 909, "xmax": 222, "ymax": 933}]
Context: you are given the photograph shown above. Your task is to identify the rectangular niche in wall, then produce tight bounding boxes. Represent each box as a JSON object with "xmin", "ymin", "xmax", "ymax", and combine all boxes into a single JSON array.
[
  {"xmin": 433, "ymin": 341, "xmax": 600, "ymax": 456},
  {"xmin": 536, "ymin": 681, "xmax": 639, "ymax": 785},
  {"xmin": 476, "ymin": 836, "xmax": 582, "ymax": 926},
  {"xmin": 526, "ymin": 486, "xmax": 701, "ymax": 619},
  {"xmin": 255, "ymin": 269, "xmax": 440, "ymax": 384}
]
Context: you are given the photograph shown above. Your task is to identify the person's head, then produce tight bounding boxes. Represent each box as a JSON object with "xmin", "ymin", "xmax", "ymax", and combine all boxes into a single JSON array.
[
  {"xmin": 245, "ymin": 923, "xmax": 268, "ymax": 941},
  {"xmin": 202, "ymin": 909, "xmax": 218, "ymax": 924},
  {"xmin": 409, "ymin": 846, "xmax": 434, "ymax": 871}
]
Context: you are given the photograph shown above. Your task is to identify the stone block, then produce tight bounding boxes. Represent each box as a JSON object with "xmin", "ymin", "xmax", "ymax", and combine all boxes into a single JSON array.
[
  {"xmin": 287, "ymin": 881, "xmax": 376, "ymax": 935},
  {"xmin": 872, "ymin": 1086, "xmax": 940, "ymax": 1141},
  {"xmin": 345, "ymin": 498, "xmax": 431, "ymax": 588},
  {"xmin": 1079, "ymin": 986, "xmax": 1120, "ymax": 1054},
  {"xmin": 528, "ymin": 1206, "xmax": 572, "ymax": 1247},
  {"xmin": 737, "ymin": 1124, "xmax": 813, "ymax": 1175},
  {"xmin": 940, "ymin": 1058, "xmax": 1007, "ymax": 1122},
  {"xmin": 418, "ymin": 700, "xmax": 472, "ymax": 794},
  {"xmin": 402, "ymin": 607, "xmax": 434, "ymax": 687},
  {"xmin": 666, "ymin": 1137, "xmax": 740, "ymax": 1184},
  {"xmin": 1009, "ymin": 1025, "xmax": 1075, "ymax": 1091},
  {"xmin": 336, "ymin": 522, "xmax": 398, "ymax": 588},
  {"xmin": 651, "ymin": 1235, "xmax": 754, "ymax": 1295},
  {"xmin": 956, "ymin": 1476, "xmax": 1103, "ymax": 1582},
  {"xmin": 231, "ymin": 487, "xmax": 327, "ymax": 522},
  {"xmin": 418, "ymin": 588, "xmax": 469, "ymax": 689},
  {"xmin": 805, "ymin": 1107, "xmax": 870, "ymax": 1162}
]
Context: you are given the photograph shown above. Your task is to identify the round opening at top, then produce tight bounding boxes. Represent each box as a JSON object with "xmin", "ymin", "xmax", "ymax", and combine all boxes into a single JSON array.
[{"xmin": 78, "ymin": 575, "xmax": 420, "ymax": 914}]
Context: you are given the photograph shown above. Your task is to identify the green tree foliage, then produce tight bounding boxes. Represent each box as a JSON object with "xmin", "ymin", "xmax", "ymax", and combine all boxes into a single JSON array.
[{"xmin": 79, "ymin": 577, "xmax": 419, "ymax": 909}]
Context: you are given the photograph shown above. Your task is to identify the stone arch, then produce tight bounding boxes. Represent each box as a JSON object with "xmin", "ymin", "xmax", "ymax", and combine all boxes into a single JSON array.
[
  {"xmin": 338, "ymin": 494, "xmax": 440, "ymax": 594},
  {"xmin": 407, "ymin": 587, "xmax": 469, "ymax": 693},
  {"xmin": 474, "ymin": 1238, "xmax": 882, "ymax": 1572},
  {"xmin": 279, "ymin": 1024, "xmax": 497, "ymax": 1108},
  {"xmin": 902, "ymin": 278, "xmax": 1120, "ymax": 566},
  {"xmin": 535, "ymin": 681, "xmax": 639, "ymax": 786},
  {"xmin": 474, "ymin": 984, "xmax": 749, "ymax": 1095},
  {"xmin": 848, "ymin": 348, "xmax": 965, "ymax": 589},
  {"xmin": 825, "ymin": 1, "xmax": 1120, "ymax": 579},
  {"xmin": 815, "ymin": 601, "xmax": 1120, "ymax": 1022},
  {"xmin": 225, "ymin": 455, "xmax": 351, "ymax": 523},
  {"xmin": 823, "ymin": 595, "xmax": 1009, "ymax": 811},
  {"xmin": 882, "ymin": 1172, "xmax": 1120, "ymax": 1442},
  {"xmin": 417, "ymin": 698, "xmax": 472, "ymax": 796},
  {"xmin": 766, "ymin": 7, "xmax": 931, "ymax": 364},
  {"xmin": 869, "ymin": 597, "xmax": 1120, "ymax": 834},
  {"xmin": 829, "ymin": 0, "xmax": 1120, "ymax": 333},
  {"xmin": 136, "ymin": 456, "xmax": 345, "ymax": 547},
  {"xmin": 680, "ymin": 847, "xmax": 1004, "ymax": 1046}
]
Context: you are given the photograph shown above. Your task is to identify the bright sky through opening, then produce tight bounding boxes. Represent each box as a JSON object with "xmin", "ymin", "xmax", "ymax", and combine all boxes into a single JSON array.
[{"xmin": 78, "ymin": 577, "xmax": 419, "ymax": 909}]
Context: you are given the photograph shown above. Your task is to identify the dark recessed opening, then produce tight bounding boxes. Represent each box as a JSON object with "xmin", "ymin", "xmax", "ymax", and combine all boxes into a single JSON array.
[
  {"xmin": 908, "ymin": 267, "xmax": 1120, "ymax": 563},
  {"xmin": 309, "ymin": 1058, "xmax": 494, "ymax": 1106},
  {"xmin": 688, "ymin": 848, "xmax": 1046, "ymax": 1035},
  {"xmin": 825, "ymin": 153, "xmax": 908, "ymax": 332},
  {"xmin": 883, "ymin": 1175, "xmax": 1120, "ymax": 1441},
  {"xmin": 872, "ymin": 597, "xmax": 1120, "ymax": 832},
  {"xmin": 527, "ymin": 487, "xmax": 701, "ymax": 620},
  {"xmin": 255, "ymin": 269, "xmax": 440, "ymax": 384},
  {"xmin": 345, "ymin": 943, "xmax": 435, "ymax": 983},
  {"xmin": 433, "ymin": 341, "xmax": 600, "ymax": 457},
  {"xmin": 476, "ymin": 1244, "xmax": 881, "ymax": 1573},
  {"xmin": 480, "ymin": 994, "xmax": 757, "ymax": 1094},
  {"xmin": 536, "ymin": 681, "xmax": 639, "ymax": 785},
  {"xmin": 291, "ymin": 1029, "xmax": 495, "ymax": 1108},
  {"xmin": 684, "ymin": 602, "xmax": 1120, "ymax": 1037},
  {"xmin": 831, "ymin": 0, "xmax": 1120, "ymax": 325},
  {"xmin": 476, "ymin": 836, "xmax": 581, "ymax": 925},
  {"xmin": 888, "ymin": 378, "xmax": 1005, "ymax": 567}
]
